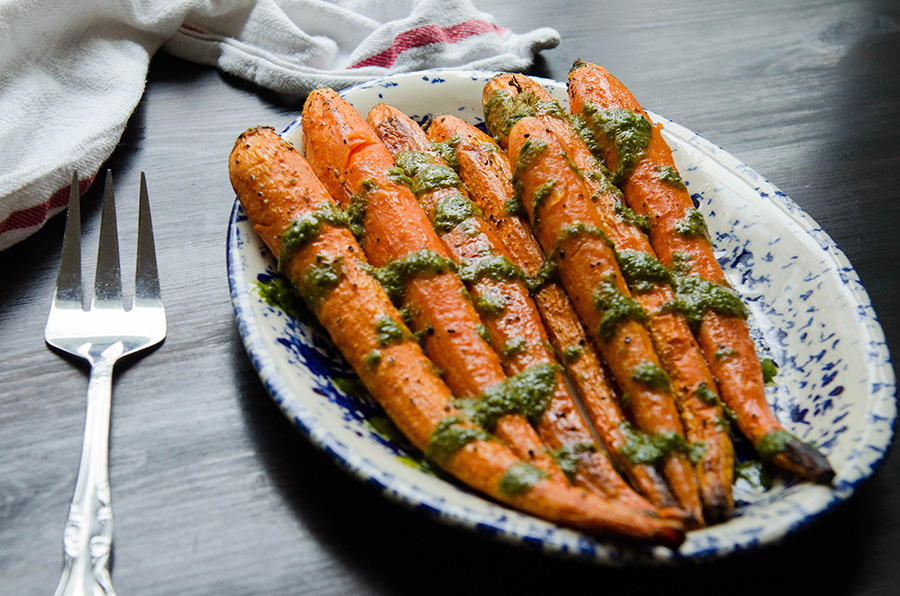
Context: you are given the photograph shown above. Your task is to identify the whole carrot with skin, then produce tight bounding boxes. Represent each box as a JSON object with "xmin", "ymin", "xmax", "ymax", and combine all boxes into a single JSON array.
[
  {"xmin": 427, "ymin": 113, "xmax": 680, "ymax": 512},
  {"xmin": 301, "ymin": 88, "xmax": 565, "ymax": 482},
  {"xmin": 568, "ymin": 61, "xmax": 834, "ymax": 483},
  {"xmin": 484, "ymin": 73, "xmax": 735, "ymax": 522},
  {"xmin": 228, "ymin": 126, "xmax": 685, "ymax": 546},
  {"xmin": 509, "ymin": 116, "xmax": 704, "ymax": 526},
  {"xmin": 367, "ymin": 104, "xmax": 659, "ymax": 513}
]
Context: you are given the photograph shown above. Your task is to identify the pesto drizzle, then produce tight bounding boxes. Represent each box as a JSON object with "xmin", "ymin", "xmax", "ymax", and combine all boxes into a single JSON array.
[
  {"xmin": 593, "ymin": 277, "xmax": 647, "ymax": 342},
  {"xmin": 374, "ymin": 314, "xmax": 406, "ymax": 347},
  {"xmin": 654, "ymin": 165, "xmax": 686, "ymax": 189},
  {"xmin": 619, "ymin": 422, "xmax": 707, "ymax": 466},
  {"xmin": 674, "ymin": 207, "xmax": 711, "ymax": 241},
  {"xmin": 615, "ymin": 249, "xmax": 670, "ymax": 293},
  {"xmin": 613, "ymin": 199, "xmax": 651, "ymax": 234},
  {"xmin": 630, "ymin": 360, "xmax": 670, "ymax": 391},
  {"xmin": 756, "ymin": 429, "xmax": 798, "ymax": 461},
  {"xmin": 498, "ymin": 462, "xmax": 548, "ymax": 496},
  {"xmin": 474, "ymin": 287, "xmax": 507, "ymax": 316},
  {"xmin": 458, "ymin": 254, "xmax": 527, "ymax": 285},
  {"xmin": 668, "ymin": 275, "xmax": 749, "ymax": 330},
  {"xmin": 278, "ymin": 202, "xmax": 349, "ymax": 271},
  {"xmin": 296, "ymin": 255, "xmax": 344, "ymax": 308},
  {"xmin": 370, "ymin": 249, "xmax": 457, "ymax": 304},
  {"xmin": 431, "ymin": 192, "xmax": 482, "ymax": 234},
  {"xmin": 424, "ymin": 416, "xmax": 492, "ymax": 465},
  {"xmin": 455, "ymin": 363, "xmax": 559, "ymax": 428},
  {"xmin": 582, "ymin": 105, "xmax": 652, "ymax": 182},
  {"xmin": 550, "ymin": 442, "xmax": 596, "ymax": 483}
]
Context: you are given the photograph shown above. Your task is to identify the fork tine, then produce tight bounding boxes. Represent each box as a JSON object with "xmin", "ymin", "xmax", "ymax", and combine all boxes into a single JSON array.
[
  {"xmin": 92, "ymin": 170, "xmax": 123, "ymax": 307},
  {"xmin": 53, "ymin": 172, "xmax": 83, "ymax": 308},
  {"xmin": 134, "ymin": 172, "xmax": 161, "ymax": 305}
]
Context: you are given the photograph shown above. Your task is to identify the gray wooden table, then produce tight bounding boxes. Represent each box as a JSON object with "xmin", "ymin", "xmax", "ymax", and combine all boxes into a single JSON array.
[{"xmin": 3, "ymin": 1, "xmax": 898, "ymax": 594}]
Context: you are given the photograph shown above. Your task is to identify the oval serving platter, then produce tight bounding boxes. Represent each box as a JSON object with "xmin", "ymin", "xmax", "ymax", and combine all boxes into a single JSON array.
[{"xmin": 226, "ymin": 69, "xmax": 896, "ymax": 565}]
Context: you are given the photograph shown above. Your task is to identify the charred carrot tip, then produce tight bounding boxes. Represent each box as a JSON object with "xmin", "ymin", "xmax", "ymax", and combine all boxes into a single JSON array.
[{"xmin": 780, "ymin": 439, "xmax": 836, "ymax": 484}]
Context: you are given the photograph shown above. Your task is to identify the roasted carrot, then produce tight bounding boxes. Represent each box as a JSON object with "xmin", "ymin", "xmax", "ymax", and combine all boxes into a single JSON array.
[
  {"xmin": 367, "ymin": 103, "xmax": 661, "ymax": 513},
  {"xmin": 568, "ymin": 61, "xmax": 834, "ymax": 483},
  {"xmin": 300, "ymin": 88, "xmax": 566, "ymax": 482},
  {"xmin": 427, "ymin": 113, "xmax": 681, "ymax": 512},
  {"xmin": 228, "ymin": 125, "xmax": 685, "ymax": 546},
  {"xmin": 484, "ymin": 73, "xmax": 735, "ymax": 522},
  {"xmin": 508, "ymin": 116, "xmax": 705, "ymax": 525}
]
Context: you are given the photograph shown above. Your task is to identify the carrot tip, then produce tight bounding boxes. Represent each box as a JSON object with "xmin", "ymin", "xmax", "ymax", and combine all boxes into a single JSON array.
[{"xmin": 780, "ymin": 439, "xmax": 836, "ymax": 484}]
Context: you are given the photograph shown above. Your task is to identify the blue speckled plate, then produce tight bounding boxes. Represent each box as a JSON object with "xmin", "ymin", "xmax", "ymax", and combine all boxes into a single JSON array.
[{"xmin": 226, "ymin": 69, "xmax": 896, "ymax": 565}]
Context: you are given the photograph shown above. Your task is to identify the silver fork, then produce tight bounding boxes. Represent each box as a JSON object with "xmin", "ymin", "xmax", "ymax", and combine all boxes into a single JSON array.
[{"xmin": 45, "ymin": 171, "xmax": 166, "ymax": 596}]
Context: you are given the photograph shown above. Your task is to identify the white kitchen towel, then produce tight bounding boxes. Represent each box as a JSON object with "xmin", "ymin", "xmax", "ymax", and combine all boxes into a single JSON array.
[{"xmin": 0, "ymin": 0, "xmax": 559, "ymax": 251}]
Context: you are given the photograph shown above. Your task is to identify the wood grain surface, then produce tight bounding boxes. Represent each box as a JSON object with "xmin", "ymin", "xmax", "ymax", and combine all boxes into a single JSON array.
[{"xmin": 2, "ymin": 1, "xmax": 898, "ymax": 594}]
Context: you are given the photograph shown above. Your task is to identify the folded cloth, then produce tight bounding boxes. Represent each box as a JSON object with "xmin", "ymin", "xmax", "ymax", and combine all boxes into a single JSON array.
[{"xmin": 0, "ymin": 0, "xmax": 559, "ymax": 251}]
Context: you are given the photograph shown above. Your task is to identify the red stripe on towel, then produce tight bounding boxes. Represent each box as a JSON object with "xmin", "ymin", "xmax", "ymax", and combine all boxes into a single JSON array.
[
  {"xmin": 0, "ymin": 176, "xmax": 94, "ymax": 237},
  {"xmin": 349, "ymin": 20, "xmax": 507, "ymax": 69}
]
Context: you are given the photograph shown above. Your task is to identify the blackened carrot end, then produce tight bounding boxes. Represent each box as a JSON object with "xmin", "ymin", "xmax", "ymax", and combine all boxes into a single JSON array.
[{"xmin": 780, "ymin": 439, "xmax": 836, "ymax": 484}]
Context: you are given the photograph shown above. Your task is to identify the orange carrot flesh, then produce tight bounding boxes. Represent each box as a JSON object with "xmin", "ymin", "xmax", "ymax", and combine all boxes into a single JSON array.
[
  {"xmin": 229, "ymin": 126, "xmax": 685, "ymax": 546},
  {"xmin": 509, "ymin": 116, "xmax": 705, "ymax": 525},
  {"xmin": 366, "ymin": 103, "xmax": 660, "ymax": 513},
  {"xmin": 486, "ymin": 73, "xmax": 735, "ymax": 521},
  {"xmin": 427, "ymin": 113, "xmax": 681, "ymax": 512},
  {"xmin": 301, "ymin": 89, "xmax": 565, "ymax": 481},
  {"xmin": 568, "ymin": 61, "xmax": 834, "ymax": 483}
]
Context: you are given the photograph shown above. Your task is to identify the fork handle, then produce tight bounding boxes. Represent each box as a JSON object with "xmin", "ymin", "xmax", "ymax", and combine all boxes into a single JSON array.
[{"xmin": 54, "ymin": 349, "xmax": 121, "ymax": 596}]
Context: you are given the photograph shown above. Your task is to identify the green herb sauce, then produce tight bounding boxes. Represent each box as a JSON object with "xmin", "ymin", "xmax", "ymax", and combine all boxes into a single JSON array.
[
  {"xmin": 695, "ymin": 382, "xmax": 719, "ymax": 405},
  {"xmin": 619, "ymin": 422, "xmax": 707, "ymax": 465},
  {"xmin": 393, "ymin": 151, "xmax": 433, "ymax": 178},
  {"xmin": 386, "ymin": 167, "xmax": 412, "ymax": 188},
  {"xmin": 278, "ymin": 202, "xmax": 349, "ymax": 271},
  {"xmin": 474, "ymin": 287, "xmax": 507, "ymax": 316},
  {"xmin": 761, "ymin": 358, "xmax": 778, "ymax": 384},
  {"xmin": 501, "ymin": 337, "xmax": 527, "ymax": 359},
  {"xmin": 715, "ymin": 346, "xmax": 738, "ymax": 361},
  {"xmin": 613, "ymin": 199, "xmax": 651, "ymax": 234},
  {"xmin": 526, "ymin": 259, "xmax": 558, "ymax": 293},
  {"xmin": 630, "ymin": 360, "xmax": 670, "ymax": 391},
  {"xmin": 371, "ymin": 249, "xmax": 457, "ymax": 303},
  {"xmin": 296, "ymin": 255, "xmax": 344, "ymax": 308},
  {"xmin": 364, "ymin": 349, "xmax": 382, "ymax": 369},
  {"xmin": 529, "ymin": 179, "xmax": 556, "ymax": 228},
  {"xmin": 654, "ymin": 165, "xmax": 686, "ymax": 190},
  {"xmin": 674, "ymin": 208, "xmax": 711, "ymax": 242},
  {"xmin": 615, "ymin": 249, "xmax": 670, "ymax": 293},
  {"xmin": 756, "ymin": 429, "xmax": 797, "ymax": 461},
  {"xmin": 455, "ymin": 363, "xmax": 559, "ymax": 428},
  {"xmin": 582, "ymin": 105, "xmax": 652, "ymax": 182},
  {"xmin": 255, "ymin": 277, "xmax": 309, "ymax": 323},
  {"xmin": 498, "ymin": 462, "xmax": 548, "ymax": 496},
  {"xmin": 431, "ymin": 192, "xmax": 481, "ymax": 234},
  {"xmin": 550, "ymin": 442, "xmax": 596, "ymax": 483},
  {"xmin": 424, "ymin": 416, "xmax": 492, "ymax": 465},
  {"xmin": 458, "ymin": 254, "xmax": 527, "ymax": 285},
  {"xmin": 593, "ymin": 278, "xmax": 647, "ymax": 342},
  {"xmin": 668, "ymin": 251, "xmax": 695, "ymax": 276},
  {"xmin": 550, "ymin": 222, "xmax": 613, "ymax": 258},
  {"xmin": 669, "ymin": 275, "xmax": 749, "ymax": 331},
  {"xmin": 476, "ymin": 323, "xmax": 493, "ymax": 345},
  {"xmin": 563, "ymin": 344, "xmax": 583, "ymax": 362},
  {"xmin": 346, "ymin": 192, "xmax": 368, "ymax": 239},
  {"xmin": 410, "ymin": 163, "xmax": 461, "ymax": 196},
  {"xmin": 431, "ymin": 136, "xmax": 460, "ymax": 169},
  {"xmin": 483, "ymin": 88, "xmax": 566, "ymax": 141},
  {"xmin": 374, "ymin": 314, "xmax": 406, "ymax": 347},
  {"xmin": 504, "ymin": 194, "xmax": 525, "ymax": 217}
]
